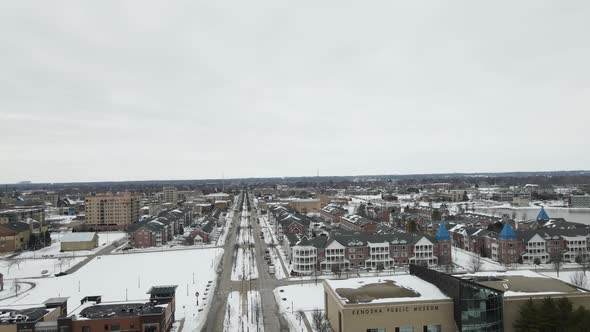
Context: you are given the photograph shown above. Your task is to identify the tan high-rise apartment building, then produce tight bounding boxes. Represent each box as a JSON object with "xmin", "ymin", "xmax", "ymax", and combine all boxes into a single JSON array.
[
  {"xmin": 85, "ymin": 193, "xmax": 141, "ymax": 227},
  {"xmin": 163, "ymin": 186, "xmax": 177, "ymax": 204}
]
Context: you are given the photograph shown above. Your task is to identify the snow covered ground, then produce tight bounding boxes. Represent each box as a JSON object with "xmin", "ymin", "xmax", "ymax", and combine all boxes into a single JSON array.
[
  {"xmin": 274, "ymin": 283, "xmax": 325, "ymax": 332},
  {"xmin": 268, "ymin": 248, "xmax": 287, "ymax": 280},
  {"xmin": 246, "ymin": 291, "xmax": 264, "ymax": 332},
  {"xmin": 223, "ymin": 291, "xmax": 264, "ymax": 332},
  {"xmin": 231, "ymin": 248, "xmax": 258, "ymax": 281},
  {"xmin": 541, "ymin": 270, "xmax": 590, "ymax": 288},
  {"xmin": 0, "ymin": 247, "xmax": 223, "ymax": 332},
  {"xmin": 16, "ymin": 232, "xmax": 127, "ymax": 259},
  {"xmin": 0, "ymin": 256, "xmax": 85, "ymax": 278},
  {"xmin": 45, "ymin": 215, "xmax": 79, "ymax": 225},
  {"xmin": 452, "ymin": 247, "xmax": 506, "ymax": 272},
  {"xmin": 223, "ymin": 291, "xmax": 242, "ymax": 332},
  {"xmin": 238, "ymin": 228, "xmax": 253, "ymax": 245}
]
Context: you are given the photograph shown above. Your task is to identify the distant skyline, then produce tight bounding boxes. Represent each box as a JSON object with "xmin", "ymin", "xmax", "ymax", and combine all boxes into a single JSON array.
[{"xmin": 1, "ymin": 1, "xmax": 589, "ymax": 183}]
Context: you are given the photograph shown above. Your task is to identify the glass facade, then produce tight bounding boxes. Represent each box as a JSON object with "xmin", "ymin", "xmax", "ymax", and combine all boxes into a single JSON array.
[
  {"xmin": 410, "ymin": 264, "xmax": 504, "ymax": 332},
  {"xmin": 459, "ymin": 282, "xmax": 503, "ymax": 331}
]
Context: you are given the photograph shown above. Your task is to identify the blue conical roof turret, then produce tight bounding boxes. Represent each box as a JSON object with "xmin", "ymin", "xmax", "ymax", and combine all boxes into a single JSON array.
[
  {"xmin": 536, "ymin": 207, "xmax": 550, "ymax": 221},
  {"xmin": 435, "ymin": 224, "xmax": 450, "ymax": 241},
  {"xmin": 499, "ymin": 223, "xmax": 517, "ymax": 240}
]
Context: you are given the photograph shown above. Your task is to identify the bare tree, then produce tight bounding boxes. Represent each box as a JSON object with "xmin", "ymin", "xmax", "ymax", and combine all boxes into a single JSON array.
[
  {"xmin": 311, "ymin": 309, "xmax": 324, "ymax": 332},
  {"xmin": 551, "ymin": 252, "xmax": 563, "ymax": 278},
  {"xmin": 331, "ymin": 264, "xmax": 342, "ymax": 278},
  {"xmin": 469, "ymin": 253, "xmax": 482, "ymax": 273},
  {"xmin": 570, "ymin": 271, "xmax": 587, "ymax": 288},
  {"xmin": 296, "ymin": 309, "xmax": 306, "ymax": 327},
  {"xmin": 5, "ymin": 259, "xmax": 18, "ymax": 275},
  {"xmin": 311, "ymin": 309, "xmax": 332, "ymax": 332}
]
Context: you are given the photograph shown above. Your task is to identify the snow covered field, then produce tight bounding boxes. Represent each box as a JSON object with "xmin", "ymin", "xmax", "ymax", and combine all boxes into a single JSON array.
[
  {"xmin": 274, "ymin": 283, "xmax": 325, "ymax": 332},
  {"xmin": 452, "ymin": 247, "xmax": 506, "ymax": 272},
  {"xmin": 16, "ymin": 232, "xmax": 127, "ymax": 259},
  {"xmin": 232, "ymin": 248, "xmax": 258, "ymax": 281},
  {"xmin": 0, "ymin": 247, "xmax": 223, "ymax": 332},
  {"xmin": 0, "ymin": 256, "xmax": 85, "ymax": 278}
]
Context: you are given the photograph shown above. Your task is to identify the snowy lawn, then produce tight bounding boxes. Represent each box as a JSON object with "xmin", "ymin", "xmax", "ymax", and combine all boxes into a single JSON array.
[
  {"xmin": 541, "ymin": 270, "xmax": 590, "ymax": 289},
  {"xmin": 0, "ymin": 247, "xmax": 223, "ymax": 332},
  {"xmin": 0, "ymin": 257, "xmax": 85, "ymax": 278},
  {"xmin": 16, "ymin": 232, "xmax": 127, "ymax": 259},
  {"xmin": 452, "ymin": 247, "xmax": 506, "ymax": 272},
  {"xmin": 274, "ymin": 283, "xmax": 325, "ymax": 332}
]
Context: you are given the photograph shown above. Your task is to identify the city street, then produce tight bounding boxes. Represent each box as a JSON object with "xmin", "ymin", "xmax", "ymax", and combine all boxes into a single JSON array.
[{"xmin": 203, "ymin": 192, "xmax": 294, "ymax": 332}]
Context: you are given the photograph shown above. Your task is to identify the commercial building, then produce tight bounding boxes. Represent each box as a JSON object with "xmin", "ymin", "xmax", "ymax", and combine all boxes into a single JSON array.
[
  {"xmin": 59, "ymin": 286, "xmax": 177, "ymax": 332},
  {"xmin": 162, "ymin": 187, "xmax": 177, "ymax": 204},
  {"xmin": 60, "ymin": 232, "xmax": 99, "ymax": 251},
  {"xmin": 0, "ymin": 298, "xmax": 68, "ymax": 332},
  {"xmin": 287, "ymin": 199, "xmax": 321, "ymax": 214},
  {"xmin": 570, "ymin": 194, "xmax": 590, "ymax": 208},
  {"xmin": 85, "ymin": 193, "xmax": 141, "ymax": 230},
  {"xmin": 326, "ymin": 266, "xmax": 590, "ymax": 332},
  {"xmin": 323, "ymin": 274, "xmax": 454, "ymax": 332}
]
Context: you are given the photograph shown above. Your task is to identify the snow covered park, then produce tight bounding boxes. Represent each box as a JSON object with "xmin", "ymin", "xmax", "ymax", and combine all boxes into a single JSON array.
[
  {"xmin": 232, "ymin": 248, "xmax": 258, "ymax": 281},
  {"xmin": 274, "ymin": 283, "xmax": 325, "ymax": 332},
  {"xmin": 0, "ymin": 247, "xmax": 223, "ymax": 332},
  {"xmin": 0, "ymin": 256, "xmax": 85, "ymax": 279}
]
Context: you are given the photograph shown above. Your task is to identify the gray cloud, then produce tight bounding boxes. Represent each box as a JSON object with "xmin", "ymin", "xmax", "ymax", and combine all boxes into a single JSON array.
[{"xmin": 1, "ymin": 1, "xmax": 589, "ymax": 183}]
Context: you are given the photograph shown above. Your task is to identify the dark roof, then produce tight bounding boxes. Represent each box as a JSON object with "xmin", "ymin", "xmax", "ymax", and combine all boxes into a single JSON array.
[
  {"xmin": 147, "ymin": 285, "xmax": 177, "ymax": 297},
  {"xmin": 128, "ymin": 220, "xmax": 165, "ymax": 233},
  {"xmin": 43, "ymin": 297, "xmax": 69, "ymax": 306},
  {"xmin": 291, "ymin": 230, "xmax": 438, "ymax": 249},
  {"xmin": 516, "ymin": 228, "xmax": 590, "ymax": 242},
  {"xmin": 0, "ymin": 307, "xmax": 49, "ymax": 324},
  {"xmin": 199, "ymin": 218, "xmax": 216, "ymax": 234},
  {"xmin": 0, "ymin": 221, "xmax": 30, "ymax": 233},
  {"xmin": 78, "ymin": 302, "xmax": 164, "ymax": 319}
]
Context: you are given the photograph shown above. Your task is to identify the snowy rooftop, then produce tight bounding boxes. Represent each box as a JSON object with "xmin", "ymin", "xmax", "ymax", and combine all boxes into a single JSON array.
[
  {"xmin": 325, "ymin": 275, "xmax": 450, "ymax": 305},
  {"xmin": 457, "ymin": 270, "xmax": 586, "ymax": 297},
  {"xmin": 61, "ymin": 232, "xmax": 97, "ymax": 243}
]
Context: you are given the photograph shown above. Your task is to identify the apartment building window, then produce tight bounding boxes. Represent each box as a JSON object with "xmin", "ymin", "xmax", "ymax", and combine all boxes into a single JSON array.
[
  {"xmin": 82, "ymin": 327, "xmax": 91, "ymax": 332},
  {"xmin": 424, "ymin": 325, "xmax": 442, "ymax": 332},
  {"xmin": 367, "ymin": 329, "xmax": 385, "ymax": 332},
  {"xmin": 396, "ymin": 327, "xmax": 414, "ymax": 332}
]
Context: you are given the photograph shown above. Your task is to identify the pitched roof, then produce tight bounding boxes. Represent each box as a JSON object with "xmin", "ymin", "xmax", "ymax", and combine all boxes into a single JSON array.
[
  {"xmin": 536, "ymin": 207, "xmax": 550, "ymax": 221},
  {"xmin": 499, "ymin": 223, "xmax": 517, "ymax": 240},
  {"xmin": 435, "ymin": 224, "xmax": 450, "ymax": 241}
]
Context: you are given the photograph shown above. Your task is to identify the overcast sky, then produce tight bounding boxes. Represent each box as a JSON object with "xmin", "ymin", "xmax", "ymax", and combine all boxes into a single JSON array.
[{"xmin": 1, "ymin": 1, "xmax": 589, "ymax": 183}]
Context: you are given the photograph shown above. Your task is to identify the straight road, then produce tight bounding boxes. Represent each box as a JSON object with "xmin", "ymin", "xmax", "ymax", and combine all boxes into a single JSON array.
[{"xmin": 203, "ymin": 191, "xmax": 290, "ymax": 332}]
